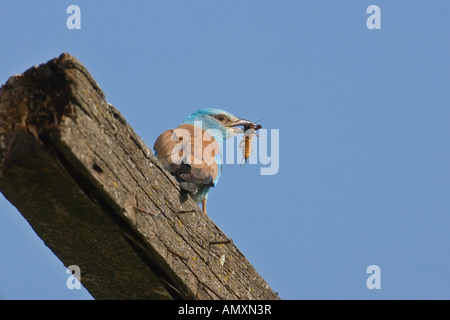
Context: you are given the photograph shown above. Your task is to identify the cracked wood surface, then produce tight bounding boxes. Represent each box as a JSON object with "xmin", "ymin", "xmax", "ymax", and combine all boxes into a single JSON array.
[{"xmin": 0, "ymin": 53, "xmax": 279, "ymax": 300}]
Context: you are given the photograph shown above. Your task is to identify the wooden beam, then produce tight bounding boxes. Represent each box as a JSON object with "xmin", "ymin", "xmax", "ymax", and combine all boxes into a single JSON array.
[{"xmin": 0, "ymin": 53, "xmax": 279, "ymax": 300}]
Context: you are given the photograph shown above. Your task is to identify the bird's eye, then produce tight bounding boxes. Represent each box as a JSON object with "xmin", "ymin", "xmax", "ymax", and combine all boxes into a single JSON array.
[{"xmin": 215, "ymin": 114, "xmax": 226, "ymax": 121}]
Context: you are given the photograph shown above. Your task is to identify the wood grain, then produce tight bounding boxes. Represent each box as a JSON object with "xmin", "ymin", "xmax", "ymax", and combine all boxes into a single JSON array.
[{"xmin": 0, "ymin": 53, "xmax": 279, "ymax": 300}]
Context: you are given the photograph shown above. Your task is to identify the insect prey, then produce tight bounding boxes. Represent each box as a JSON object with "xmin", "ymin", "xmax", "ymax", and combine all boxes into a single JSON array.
[{"xmin": 239, "ymin": 123, "xmax": 262, "ymax": 164}]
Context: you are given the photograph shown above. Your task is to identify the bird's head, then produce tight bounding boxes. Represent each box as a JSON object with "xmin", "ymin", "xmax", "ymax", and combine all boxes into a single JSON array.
[{"xmin": 181, "ymin": 108, "xmax": 256, "ymax": 142}]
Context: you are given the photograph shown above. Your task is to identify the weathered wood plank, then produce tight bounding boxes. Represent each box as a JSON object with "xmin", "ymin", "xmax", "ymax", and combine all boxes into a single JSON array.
[{"xmin": 0, "ymin": 53, "xmax": 279, "ymax": 300}]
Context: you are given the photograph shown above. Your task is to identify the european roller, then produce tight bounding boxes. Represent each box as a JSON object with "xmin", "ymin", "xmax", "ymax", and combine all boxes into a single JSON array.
[{"xmin": 154, "ymin": 108, "xmax": 257, "ymax": 214}]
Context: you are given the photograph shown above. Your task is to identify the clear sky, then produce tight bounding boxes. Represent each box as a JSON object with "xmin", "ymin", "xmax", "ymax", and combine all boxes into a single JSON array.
[{"xmin": 0, "ymin": 1, "xmax": 449, "ymax": 299}]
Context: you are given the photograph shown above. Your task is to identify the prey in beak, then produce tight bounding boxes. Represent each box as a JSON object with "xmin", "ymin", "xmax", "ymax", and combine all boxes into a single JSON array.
[{"xmin": 228, "ymin": 118, "xmax": 261, "ymax": 135}]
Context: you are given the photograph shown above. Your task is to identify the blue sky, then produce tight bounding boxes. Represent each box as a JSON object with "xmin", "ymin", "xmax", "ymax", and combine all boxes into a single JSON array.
[{"xmin": 0, "ymin": 1, "xmax": 449, "ymax": 299}]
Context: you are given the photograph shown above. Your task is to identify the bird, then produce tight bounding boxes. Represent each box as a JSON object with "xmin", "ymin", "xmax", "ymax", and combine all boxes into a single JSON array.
[{"xmin": 153, "ymin": 108, "xmax": 256, "ymax": 214}]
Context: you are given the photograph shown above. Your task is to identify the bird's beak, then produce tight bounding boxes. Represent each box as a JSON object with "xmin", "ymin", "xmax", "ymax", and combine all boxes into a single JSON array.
[
  {"xmin": 228, "ymin": 118, "xmax": 256, "ymax": 134},
  {"xmin": 230, "ymin": 118, "xmax": 255, "ymax": 127}
]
